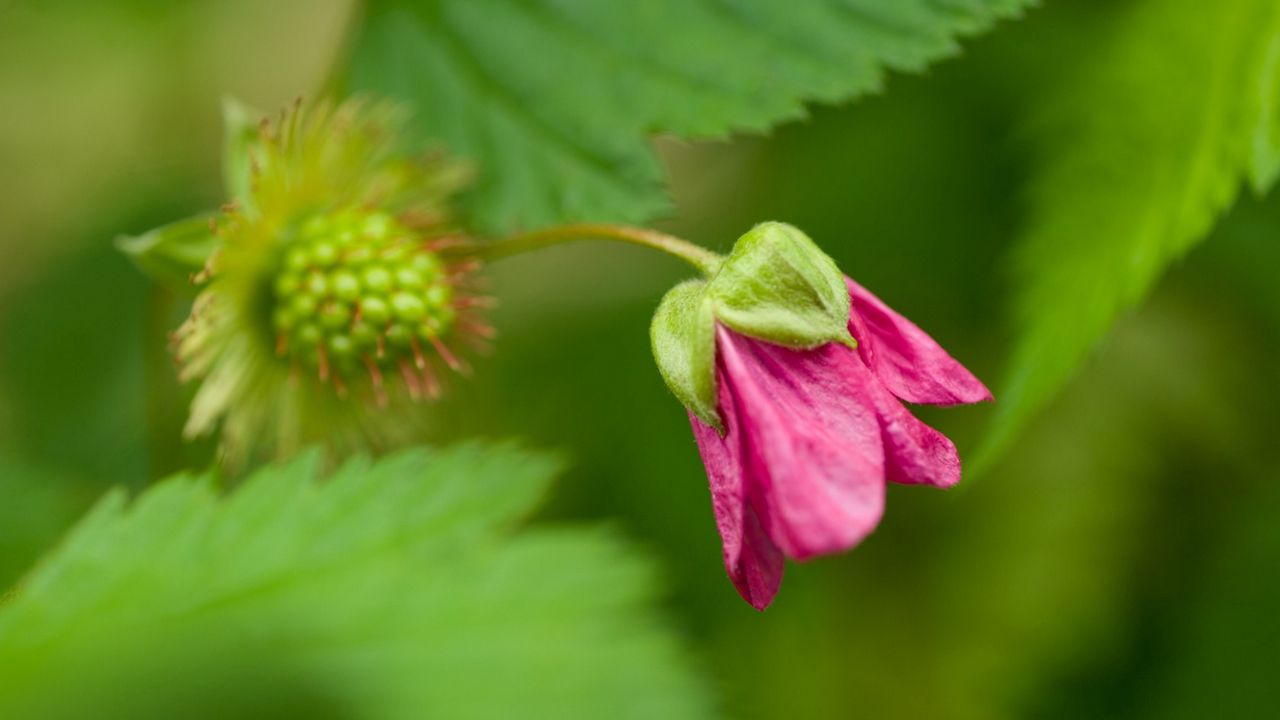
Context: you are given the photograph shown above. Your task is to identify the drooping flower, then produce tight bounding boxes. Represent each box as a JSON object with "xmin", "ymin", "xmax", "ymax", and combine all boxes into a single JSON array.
[
  {"xmin": 124, "ymin": 97, "xmax": 491, "ymax": 465},
  {"xmin": 651, "ymin": 222, "xmax": 990, "ymax": 609}
]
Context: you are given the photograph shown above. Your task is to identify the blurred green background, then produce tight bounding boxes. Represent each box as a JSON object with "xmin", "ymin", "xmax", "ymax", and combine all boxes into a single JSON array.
[{"xmin": 2, "ymin": 1, "xmax": 1278, "ymax": 718}]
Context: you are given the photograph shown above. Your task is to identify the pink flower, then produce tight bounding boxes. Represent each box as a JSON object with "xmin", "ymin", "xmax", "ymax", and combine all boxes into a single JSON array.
[{"xmin": 690, "ymin": 277, "xmax": 991, "ymax": 609}]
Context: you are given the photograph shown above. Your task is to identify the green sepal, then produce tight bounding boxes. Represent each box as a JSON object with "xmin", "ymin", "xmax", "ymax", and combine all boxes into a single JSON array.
[
  {"xmin": 706, "ymin": 221, "xmax": 855, "ymax": 349},
  {"xmin": 650, "ymin": 280, "xmax": 722, "ymax": 431},
  {"xmin": 115, "ymin": 214, "xmax": 219, "ymax": 296},
  {"xmin": 222, "ymin": 96, "xmax": 264, "ymax": 210}
]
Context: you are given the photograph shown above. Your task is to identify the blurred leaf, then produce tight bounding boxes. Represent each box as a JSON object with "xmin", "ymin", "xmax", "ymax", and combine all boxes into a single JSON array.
[
  {"xmin": 0, "ymin": 454, "xmax": 92, "ymax": 591},
  {"xmin": 115, "ymin": 214, "xmax": 217, "ymax": 296},
  {"xmin": 345, "ymin": 0, "xmax": 1032, "ymax": 232},
  {"xmin": 1198, "ymin": 191, "xmax": 1280, "ymax": 332},
  {"xmin": 0, "ymin": 443, "xmax": 715, "ymax": 720},
  {"xmin": 1130, "ymin": 466, "xmax": 1280, "ymax": 719},
  {"xmin": 0, "ymin": 241, "xmax": 150, "ymax": 485},
  {"xmin": 981, "ymin": 0, "xmax": 1280, "ymax": 465}
]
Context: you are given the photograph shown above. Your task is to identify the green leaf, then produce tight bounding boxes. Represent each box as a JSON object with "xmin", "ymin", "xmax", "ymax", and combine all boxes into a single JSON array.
[
  {"xmin": 0, "ymin": 444, "xmax": 715, "ymax": 720},
  {"xmin": 651, "ymin": 280, "xmax": 720, "ymax": 431},
  {"xmin": 114, "ymin": 213, "xmax": 217, "ymax": 296},
  {"xmin": 979, "ymin": 0, "xmax": 1280, "ymax": 466},
  {"xmin": 345, "ymin": 0, "xmax": 1033, "ymax": 232}
]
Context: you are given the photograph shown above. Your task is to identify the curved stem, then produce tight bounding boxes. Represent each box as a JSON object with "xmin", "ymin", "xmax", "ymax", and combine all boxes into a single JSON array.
[{"xmin": 479, "ymin": 223, "xmax": 722, "ymax": 275}]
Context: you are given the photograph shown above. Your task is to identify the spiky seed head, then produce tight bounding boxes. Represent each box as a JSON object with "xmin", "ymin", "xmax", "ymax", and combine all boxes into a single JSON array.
[{"xmin": 173, "ymin": 97, "xmax": 490, "ymax": 466}]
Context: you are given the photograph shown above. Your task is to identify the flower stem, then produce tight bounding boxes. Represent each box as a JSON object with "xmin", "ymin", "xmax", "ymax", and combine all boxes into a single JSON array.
[{"xmin": 479, "ymin": 223, "xmax": 723, "ymax": 275}]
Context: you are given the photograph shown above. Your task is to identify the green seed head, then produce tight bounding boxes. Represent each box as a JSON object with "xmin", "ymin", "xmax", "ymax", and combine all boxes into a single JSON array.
[
  {"xmin": 271, "ymin": 208, "xmax": 469, "ymax": 392},
  {"xmin": 168, "ymin": 96, "xmax": 482, "ymax": 466}
]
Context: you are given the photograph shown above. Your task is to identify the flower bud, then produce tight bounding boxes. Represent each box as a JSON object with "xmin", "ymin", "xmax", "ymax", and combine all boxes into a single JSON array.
[
  {"xmin": 651, "ymin": 280, "xmax": 718, "ymax": 430},
  {"xmin": 708, "ymin": 222, "xmax": 854, "ymax": 349},
  {"xmin": 650, "ymin": 222, "xmax": 854, "ymax": 430}
]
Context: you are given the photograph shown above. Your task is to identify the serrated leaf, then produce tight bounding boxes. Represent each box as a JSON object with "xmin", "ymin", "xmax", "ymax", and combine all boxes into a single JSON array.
[
  {"xmin": 114, "ymin": 213, "xmax": 217, "ymax": 296},
  {"xmin": 651, "ymin": 280, "xmax": 720, "ymax": 431},
  {"xmin": 979, "ymin": 0, "xmax": 1280, "ymax": 466},
  {"xmin": 345, "ymin": 0, "xmax": 1033, "ymax": 232},
  {"xmin": 0, "ymin": 444, "xmax": 715, "ymax": 720}
]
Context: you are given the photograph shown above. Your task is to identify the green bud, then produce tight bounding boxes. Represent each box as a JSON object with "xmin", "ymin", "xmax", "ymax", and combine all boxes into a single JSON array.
[
  {"xmin": 385, "ymin": 322, "xmax": 413, "ymax": 346},
  {"xmin": 290, "ymin": 293, "xmax": 318, "ymax": 318},
  {"xmin": 330, "ymin": 270, "xmax": 361, "ymax": 302},
  {"xmin": 706, "ymin": 222, "xmax": 854, "ymax": 349},
  {"xmin": 328, "ymin": 333, "xmax": 355, "ymax": 358},
  {"xmin": 350, "ymin": 320, "xmax": 378, "ymax": 347},
  {"xmin": 319, "ymin": 300, "xmax": 353, "ymax": 330},
  {"xmin": 296, "ymin": 322, "xmax": 322, "ymax": 346},
  {"xmin": 274, "ymin": 272, "xmax": 301, "ymax": 296},
  {"xmin": 411, "ymin": 252, "xmax": 442, "ymax": 280},
  {"xmin": 271, "ymin": 306, "xmax": 293, "ymax": 331},
  {"xmin": 362, "ymin": 213, "xmax": 393, "ymax": 239},
  {"xmin": 650, "ymin": 280, "xmax": 720, "ymax": 431},
  {"xmin": 360, "ymin": 296, "xmax": 390, "ymax": 326},
  {"xmin": 394, "ymin": 267, "xmax": 424, "ymax": 289},
  {"xmin": 424, "ymin": 283, "xmax": 452, "ymax": 309},
  {"xmin": 362, "ymin": 266, "xmax": 393, "ymax": 294},
  {"xmin": 285, "ymin": 247, "xmax": 310, "ymax": 272},
  {"xmin": 305, "ymin": 272, "xmax": 329, "ymax": 297},
  {"xmin": 311, "ymin": 241, "xmax": 339, "ymax": 267},
  {"xmin": 428, "ymin": 305, "xmax": 456, "ymax": 333},
  {"xmin": 390, "ymin": 291, "xmax": 426, "ymax": 322}
]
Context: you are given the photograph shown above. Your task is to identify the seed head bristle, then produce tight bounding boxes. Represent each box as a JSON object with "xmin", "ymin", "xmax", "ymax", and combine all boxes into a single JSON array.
[
  {"xmin": 454, "ymin": 295, "xmax": 497, "ymax": 309},
  {"xmin": 409, "ymin": 338, "xmax": 427, "ymax": 370},
  {"xmin": 418, "ymin": 360, "xmax": 441, "ymax": 398},
  {"xmin": 363, "ymin": 355, "xmax": 388, "ymax": 408},
  {"xmin": 459, "ymin": 317, "xmax": 496, "ymax": 339},
  {"xmin": 397, "ymin": 358, "xmax": 423, "ymax": 402}
]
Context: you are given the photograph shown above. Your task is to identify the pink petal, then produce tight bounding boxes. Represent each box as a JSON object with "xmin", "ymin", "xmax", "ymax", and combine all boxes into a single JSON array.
[
  {"xmin": 690, "ymin": 408, "xmax": 784, "ymax": 611},
  {"xmin": 714, "ymin": 326, "xmax": 885, "ymax": 562},
  {"xmin": 845, "ymin": 277, "xmax": 992, "ymax": 406},
  {"xmin": 863, "ymin": 367, "xmax": 962, "ymax": 488}
]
